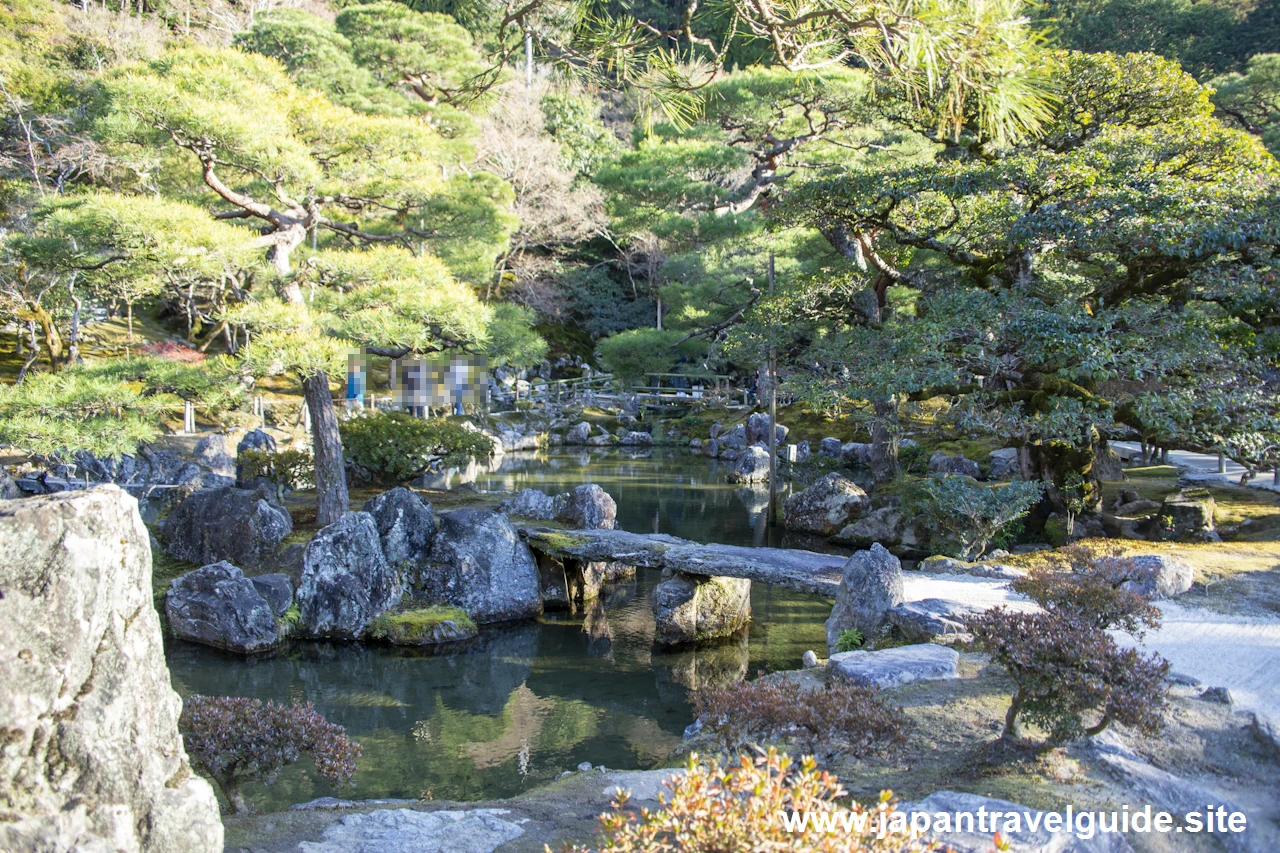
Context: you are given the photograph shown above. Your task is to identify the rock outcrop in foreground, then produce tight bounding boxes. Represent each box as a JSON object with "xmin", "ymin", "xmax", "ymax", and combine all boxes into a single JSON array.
[{"xmin": 0, "ymin": 486, "xmax": 223, "ymax": 853}]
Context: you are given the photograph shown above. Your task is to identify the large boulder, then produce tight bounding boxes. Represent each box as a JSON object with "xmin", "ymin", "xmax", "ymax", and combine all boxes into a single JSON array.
[
  {"xmin": 162, "ymin": 484, "xmax": 293, "ymax": 569},
  {"xmin": 701, "ymin": 438, "xmax": 719, "ymax": 457},
  {"xmin": 165, "ymin": 561, "xmax": 280, "ymax": 654},
  {"xmin": 825, "ymin": 543, "xmax": 904, "ymax": 651},
  {"xmin": 363, "ymin": 487, "xmax": 436, "ymax": 570},
  {"xmin": 833, "ymin": 505, "xmax": 921, "ymax": 550},
  {"xmin": 928, "ymin": 451, "xmax": 980, "ymax": 478},
  {"xmin": 1159, "ymin": 489, "xmax": 1215, "ymax": 539},
  {"xmin": 988, "ymin": 447, "xmax": 1020, "ymax": 480},
  {"xmin": 620, "ymin": 429, "xmax": 654, "ymax": 446},
  {"xmin": 192, "ymin": 433, "xmax": 235, "ymax": 476},
  {"xmin": 558, "ymin": 483, "xmax": 617, "ymax": 530},
  {"xmin": 840, "ymin": 442, "xmax": 874, "ymax": 465},
  {"xmin": 782, "ymin": 472, "xmax": 870, "ymax": 535},
  {"xmin": 818, "ymin": 437, "xmax": 843, "ymax": 457},
  {"xmin": 745, "ymin": 412, "xmax": 788, "ymax": 445},
  {"xmin": 727, "ymin": 445, "xmax": 771, "ymax": 483},
  {"xmin": 234, "ymin": 429, "xmax": 277, "ymax": 486},
  {"xmin": 719, "ymin": 423, "xmax": 748, "ymax": 450},
  {"xmin": 652, "ymin": 571, "xmax": 752, "ymax": 645},
  {"xmin": 251, "ymin": 573, "xmax": 294, "ymax": 616},
  {"xmin": 499, "ymin": 488, "xmax": 566, "ymax": 520},
  {"xmin": 296, "ymin": 512, "xmax": 401, "ymax": 639},
  {"xmin": 565, "ymin": 421, "xmax": 592, "ymax": 445},
  {"xmin": 887, "ymin": 599, "xmax": 981, "ymax": 643},
  {"xmin": 419, "ymin": 509, "xmax": 541, "ymax": 623},
  {"xmin": 1123, "ymin": 554, "xmax": 1194, "ymax": 599},
  {"xmin": 0, "ymin": 487, "xmax": 223, "ymax": 853},
  {"xmin": 827, "ymin": 644, "xmax": 960, "ymax": 688}
]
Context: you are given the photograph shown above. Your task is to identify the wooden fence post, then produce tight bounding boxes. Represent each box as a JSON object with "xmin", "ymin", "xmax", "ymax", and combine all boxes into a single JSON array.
[{"xmin": 183, "ymin": 400, "xmax": 195, "ymax": 434}]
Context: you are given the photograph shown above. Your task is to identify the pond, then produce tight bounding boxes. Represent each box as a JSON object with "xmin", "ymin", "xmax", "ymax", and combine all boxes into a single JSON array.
[{"xmin": 165, "ymin": 448, "xmax": 838, "ymax": 812}]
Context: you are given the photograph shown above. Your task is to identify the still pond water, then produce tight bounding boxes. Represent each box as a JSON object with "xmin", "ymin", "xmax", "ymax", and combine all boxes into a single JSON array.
[{"xmin": 165, "ymin": 448, "xmax": 836, "ymax": 811}]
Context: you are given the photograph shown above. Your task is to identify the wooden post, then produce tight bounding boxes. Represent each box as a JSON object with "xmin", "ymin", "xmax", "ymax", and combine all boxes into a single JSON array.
[
  {"xmin": 1218, "ymin": 450, "xmax": 1227, "ymax": 474},
  {"xmin": 303, "ymin": 400, "xmax": 312, "ymax": 433},
  {"xmin": 183, "ymin": 400, "xmax": 195, "ymax": 434},
  {"xmin": 767, "ymin": 253, "xmax": 778, "ymax": 527}
]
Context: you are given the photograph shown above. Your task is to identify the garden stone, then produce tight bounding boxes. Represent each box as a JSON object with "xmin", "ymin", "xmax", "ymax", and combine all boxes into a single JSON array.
[
  {"xmin": 652, "ymin": 572, "xmax": 752, "ymax": 645},
  {"xmin": 363, "ymin": 487, "xmax": 437, "ymax": 569},
  {"xmin": 746, "ymin": 412, "xmax": 788, "ymax": 445},
  {"xmin": 719, "ymin": 423, "xmax": 747, "ymax": 450},
  {"xmin": 833, "ymin": 506, "xmax": 921, "ymax": 549},
  {"xmin": 701, "ymin": 438, "xmax": 719, "ymax": 457},
  {"xmin": 918, "ymin": 556, "xmax": 1025, "ymax": 580},
  {"xmin": 887, "ymin": 598, "xmax": 981, "ymax": 643},
  {"xmin": 1114, "ymin": 498, "xmax": 1160, "ymax": 517},
  {"xmin": 500, "ymin": 488, "xmax": 567, "ymax": 520},
  {"xmin": 0, "ymin": 468, "xmax": 19, "ymax": 499},
  {"xmin": 1158, "ymin": 489, "xmax": 1215, "ymax": 539},
  {"xmin": 899, "ymin": 791, "xmax": 1133, "ymax": 852},
  {"xmin": 727, "ymin": 445, "xmax": 771, "ymax": 483},
  {"xmin": 0, "ymin": 487, "xmax": 223, "ymax": 853},
  {"xmin": 1095, "ymin": 444, "xmax": 1127, "ymax": 481},
  {"xmin": 234, "ymin": 429, "xmax": 277, "ymax": 486},
  {"xmin": 802, "ymin": 650, "xmax": 819, "ymax": 668},
  {"xmin": 192, "ymin": 433, "xmax": 235, "ymax": 476},
  {"xmin": 620, "ymin": 429, "xmax": 653, "ymax": 446},
  {"xmin": 1123, "ymin": 553, "xmax": 1194, "ymax": 599},
  {"xmin": 297, "ymin": 808, "xmax": 524, "ymax": 853},
  {"xmin": 827, "ymin": 644, "xmax": 960, "ymax": 688},
  {"xmin": 162, "ymin": 484, "xmax": 293, "ymax": 569},
  {"xmin": 296, "ymin": 512, "xmax": 401, "ymax": 639},
  {"xmin": 420, "ymin": 509, "xmax": 541, "ymax": 623},
  {"xmin": 794, "ymin": 440, "xmax": 810, "ymax": 461},
  {"xmin": 819, "ymin": 437, "xmax": 843, "ymax": 457},
  {"xmin": 165, "ymin": 561, "xmax": 280, "ymax": 654},
  {"xmin": 988, "ymin": 447, "xmax": 1020, "ymax": 480},
  {"xmin": 782, "ymin": 472, "xmax": 870, "ymax": 535},
  {"xmin": 585, "ymin": 433, "xmax": 616, "ymax": 446},
  {"xmin": 825, "ymin": 543, "xmax": 904, "ymax": 651},
  {"xmin": 709, "ymin": 422, "xmax": 723, "ymax": 438},
  {"xmin": 840, "ymin": 442, "xmax": 873, "ymax": 465},
  {"xmin": 558, "ymin": 483, "xmax": 617, "ymax": 529},
  {"xmin": 251, "ymin": 573, "xmax": 294, "ymax": 616},
  {"xmin": 689, "ymin": 438, "xmax": 703, "ymax": 449},
  {"xmin": 928, "ymin": 451, "xmax": 980, "ymax": 477}
]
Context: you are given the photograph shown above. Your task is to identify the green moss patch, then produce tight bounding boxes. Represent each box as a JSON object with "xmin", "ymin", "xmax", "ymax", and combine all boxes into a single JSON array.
[{"xmin": 365, "ymin": 606, "xmax": 478, "ymax": 645}]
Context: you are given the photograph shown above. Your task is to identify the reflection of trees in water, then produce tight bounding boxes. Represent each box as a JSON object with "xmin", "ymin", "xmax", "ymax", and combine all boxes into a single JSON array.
[{"xmin": 652, "ymin": 628, "xmax": 750, "ymax": 704}]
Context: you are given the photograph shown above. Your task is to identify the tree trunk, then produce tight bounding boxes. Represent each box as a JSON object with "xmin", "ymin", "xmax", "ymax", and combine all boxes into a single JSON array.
[
  {"xmin": 268, "ymin": 224, "xmax": 308, "ymax": 305},
  {"xmin": 219, "ymin": 776, "xmax": 248, "ymax": 815},
  {"xmin": 126, "ymin": 301, "xmax": 134, "ymax": 343},
  {"xmin": 1002, "ymin": 689, "xmax": 1025, "ymax": 741},
  {"xmin": 304, "ymin": 370, "xmax": 349, "ymax": 526},
  {"xmin": 67, "ymin": 276, "xmax": 82, "ymax": 366},
  {"xmin": 869, "ymin": 396, "xmax": 899, "ymax": 483}
]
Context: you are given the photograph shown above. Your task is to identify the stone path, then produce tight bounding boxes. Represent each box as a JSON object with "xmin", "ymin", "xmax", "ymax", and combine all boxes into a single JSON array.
[{"xmin": 519, "ymin": 526, "xmax": 847, "ymax": 595}]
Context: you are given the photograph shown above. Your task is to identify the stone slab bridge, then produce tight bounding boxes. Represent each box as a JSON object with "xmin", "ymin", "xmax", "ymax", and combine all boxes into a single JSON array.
[{"xmin": 517, "ymin": 525, "xmax": 845, "ymax": 597}]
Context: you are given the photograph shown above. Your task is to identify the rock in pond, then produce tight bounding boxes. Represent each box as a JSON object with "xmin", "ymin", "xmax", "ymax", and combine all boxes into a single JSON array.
[
  {"xmin": 898, "ymin": 791, "xmax": 1133, "ymax": 852},
  {"xmin": 251, "ymin": 572, "xmax": 294, "ymax": 616},
  {"xmin": 0, "ymin": 486, "xmax": 223, "ymax": 853},
  {"xmin": 419, "ymin": 509, "xmax": 542, "ymax": 624},
  {"xmin": 782, "ymin": 471, "xmax": 870, "ymax": 535},
  {"xmin": 162, "ymin": 483, "xmax": 293, "ymax": 569},
  {"xmin": 296, "ymin": 512, "xmax": 402, "ymax": 639},
  {"xmin": 565, "ymin": 421, "xmax": 592, "ymax": 445},
  {"xmin": 827, "ymin": 644, "xmax": 960, "ymax": 688},
  {"xmin": 363, "ymin": 487, "xmax": 437, "ymax": 569},
  {"xmin": 366, "ymin": 606, "xmax": 479, "ymax": 645},
  {"xmin": 165, "ymin": 561, "xmax": 280, "ymax": 653},
  {"xmin": 192, "ymin": 432, "xmax": 235, "ymax": 476},
  {"xmin": 825, "ymin": 543, "xmax": 904, "ymax": 651},
  {"xmin": 818, "ymin": 437, "xmax": 843, "ymax": 457},
  {"xmin": 727, "ymin": 445, "xmax": 771, "ymax": 483},
  {"xmin": 500, "ymin": 487, "xmax": 566, "ymax": 520},
  {"xmin": 652, "ymin": 571, "xmax": 752, "ymax": 645},
  {"xmin": 746, "ymin": 412, "xmax": 788, "ymax": 445},
  {"xmin": 558, "ymin": 483, "xmax": 617, "ymax": 530},
  {"xmin": 833, "ymin": 505, "xmax": 922, "ymax": 549}
]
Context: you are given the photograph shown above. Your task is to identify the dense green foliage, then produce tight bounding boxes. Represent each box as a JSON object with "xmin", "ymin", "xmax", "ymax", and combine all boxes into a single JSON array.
[{"xmin": 339, "ymin": 411, "xmax": 495, "ymax": 484}]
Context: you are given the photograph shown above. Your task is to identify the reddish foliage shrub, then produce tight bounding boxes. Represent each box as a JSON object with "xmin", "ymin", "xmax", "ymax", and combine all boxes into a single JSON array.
[
  {"xmin": 180, "ymin": 695, "xmax": 361, "ymax": 814},
  {"xmin": 570, "ymin": 748, "xmax": 932, "ymax": 853},
  {"xmin": 967, "ymin": 548, "xmax": 1170, "ymax": 744},
  {"xmin": 138, "ymin": 340, "xmax": 206, "ymax": 362},
  {"xmin": 692, "ymin": 677, "xmax": 908, "ymax": 762}
]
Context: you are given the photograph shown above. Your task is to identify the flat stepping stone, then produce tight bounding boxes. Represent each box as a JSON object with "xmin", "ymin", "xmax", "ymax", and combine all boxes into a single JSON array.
[
  {"xmin": 298, "ymin": 808, "xmax": 523, "ymax": 853},
  {"xmin": 887, "ymin": 598, "xmax": 982, "ymax": 642},
  {"xmin": 827, "ymin": 644, "xmax": 960, "ymax": 688}
]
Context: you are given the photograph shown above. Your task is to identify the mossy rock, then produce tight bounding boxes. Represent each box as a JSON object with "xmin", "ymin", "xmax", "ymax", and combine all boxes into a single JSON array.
[
  {"xmin": 365, "ymin": 606, "xmax": 478, "ymax": 645},
  {"xmin": 1043, "ymin": 516, "xmax": 1069, "ymax": 548}
]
